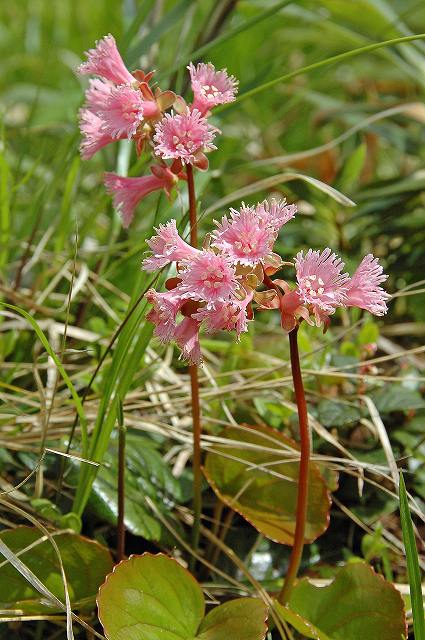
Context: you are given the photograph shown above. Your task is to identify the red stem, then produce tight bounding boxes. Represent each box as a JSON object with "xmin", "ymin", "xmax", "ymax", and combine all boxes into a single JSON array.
[
  {"xmin": 186, "ymin": 165, "xmax": 202, "ymax": 555},
  {"xmin": 278, "ymin": 326, "xmax": 311, "ymax": 603}
]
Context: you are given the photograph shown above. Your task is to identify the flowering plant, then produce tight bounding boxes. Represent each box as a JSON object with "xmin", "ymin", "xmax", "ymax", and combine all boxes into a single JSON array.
[
  {"xmin": 78, "ymin": 34, "xmax": 237, "ymax": 226},
  {"xmin": 143, "ymin": 205, "xmax": 389, "ymax": 363},
  {"xmin": 77, "ymin": 33, "xmax": 407, "ymax": 640}
]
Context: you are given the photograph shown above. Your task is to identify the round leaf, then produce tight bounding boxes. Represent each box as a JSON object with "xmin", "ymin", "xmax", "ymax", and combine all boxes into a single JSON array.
[
  {"xmin": 204, "ymin": 424, "xmax": 331, "ymax": 544},
  {"xmin": 0, "ymin": 526, "xmax": 113, "ymax": 613},
  {"xmin": 288, "ymin": 563, "xmax": 407, "ymax": 639},
  {"xmin": 98, "ymin": 555, "xmax": 268, "ymax": 640},
  {"xmin": 97, "ymin": 553, "xmax": 205, "ymax": 640},
  {"xmin": 197, "ymin": 598, "xmax": 268, "ymax": 640}
]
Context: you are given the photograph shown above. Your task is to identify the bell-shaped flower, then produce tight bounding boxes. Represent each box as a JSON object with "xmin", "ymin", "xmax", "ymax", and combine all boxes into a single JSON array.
[
  {"xmin": 153, "ymin": 109, "xmax": 218, "ymax": 167},
  {"xmin": 78, "ymin": 34, "xmax": 135, "ymax": 85},
  {"xmin": 187, "ymin": 62, "xmax": 238, "ymax": 115},
  {"xmin": 104, "ymin": 166, "xmax": 178, "ymax": 228},
  {"xmin": 295, "ymin": 248, "xmax": 349, "ymax": 326},
  {"xmin": 84, "ymin": 78, "xmax": 114, "ymax": 113},
  {"xmin": 174, "ymin": 317, "xmax": 202, "ymax": 364},
  {"xmin": 255, "ymin": 198, "xmax": 297, "ymax": 233},
  {"xmin": 346, "ymin": 254, "xmax": 390, "ymax": 315},
  {"xmin": 194, "ymin": 289, "xmax": 254, "ymax": 338},
  {"xmin": 177, "ymin": 251, "xmax": 239, "ymax": 305},
  {"xmin": 97, "ymin": 84, "xmax": 160, "ymax": 139},
  {"xmin": 211, "ymin": 204, "xmax": 276, "ymax": 266},
  {"xmin": 142, "ymin": 220, "xmax": 200, "ymax": 271},
  {"xmin": 79, "ymin": 109, "xmax": 127, "ymax": 160},
  {"xmin": 145, "ymin": 289, "xmax": 186, "ymax": 343}
]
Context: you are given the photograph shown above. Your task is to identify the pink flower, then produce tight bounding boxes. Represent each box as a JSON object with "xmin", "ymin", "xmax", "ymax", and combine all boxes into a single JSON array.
[
  {"xmin": 178, "ymin": 251, "xmax": 239, "ymax": 304},
  {"xmin": 256, "ymin": 199, "xmax": 297, "ymax": 232},
  {"xmin": 79, "ymin": 109, "xmax": 126, "ymax": 160},
  {"xmin": 194, "ymin": 289, "xmax": 254, "ymax": 337},
  {"xmin": 85, "ymin": 78, "xmax": 113, "ymax": 113},
  {"xmin": 146, "ymin": 289, "xmax": 185, "ymax": 342},
  {"xmin": 188, "ymin": 62, "xmax": 238, "ymax": 115},
  {"xmin": 174, "ymin": 317, "xmax": 202, "ymax": 365},
  {"xmin": 153, "ymin": 109, "xmax": 218, "ymax": 165},
  {"xmin": 212, "ymin": 204, "xmax": 277, "ymax": 266},
  {"xmin": 105, "ymin": 167, "xmax": 178, "ymax": 228},
  {"xmin": 98, "ymin": 84, "xmax": 159, "ymax": 139},
  {"xmin": 346, "ymin": 254, "xmax": 390, "ymax": 315},
  {"xmin": 295, "ymin": 248, "xmax": 349, "ymax": 324},
  {"xmin": 142, "ymin": 220, "xmax": 199, "ymax": 271},
  {"xmin": 78, "ymin": 34, "xmax": 134, "ymax": 85}
]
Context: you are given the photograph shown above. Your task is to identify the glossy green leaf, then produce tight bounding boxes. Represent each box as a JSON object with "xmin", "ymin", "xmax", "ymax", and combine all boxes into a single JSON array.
[
  {"xmin": 97, "ymin": 554, "xmax": 268, "ymax": 640},
  {"xmin": 89, "ymin": 433, "xmax": 184, "ymax": 541},
  {"xmin": 203, "ymin": 425, "xmax": 331, "ymax": 545},
  {"xmin": 197, "ymin": 598, "xmax": 268, "ymax": 640},
  {"xmin": 317, "ymin": 399, "xmax": 362, "ymax": 427},
  {"xmin": 369, "ymin": 385, "xmax": 425, "ymax": 414},
  {"xmin": 288, "ymin": 563, "xmax": 407, "ymax": 639},
  {"xmin": 0, "ymin": 527, "xmax": 113, "ymax": 613}
]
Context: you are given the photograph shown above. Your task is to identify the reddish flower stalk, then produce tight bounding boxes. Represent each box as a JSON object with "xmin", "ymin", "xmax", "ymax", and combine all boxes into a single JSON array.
[
  {"xmin": 278, "ymin": 325, "xmax": 310, "ymax": 604},
  {"xmin": 186, "ymin": 164, "xmax": 202, "ymax": 556}
]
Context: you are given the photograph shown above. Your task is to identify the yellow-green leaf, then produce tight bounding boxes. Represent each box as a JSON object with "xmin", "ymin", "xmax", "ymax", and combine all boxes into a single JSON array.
[{"xmin": 204, "ymin": 424, "xmax": 331, "ymax": 545}]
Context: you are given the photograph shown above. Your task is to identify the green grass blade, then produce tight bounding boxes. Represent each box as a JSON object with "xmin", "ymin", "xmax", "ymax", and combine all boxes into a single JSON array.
[
  {"xmin": 219, "ymin": 33, "xmax": 425, "ymax": 110},
  {"xmin": 399, "ymin": 471, "xmax": 425, "ymax": 640},
  {"xmin": 0, "ymin": 140, "xmax": 11, "ymax": 273},
  {"xmin": 203, "ymin": 171, "xmax": 355, "ymax": 217},
  {"xmin": 161, "ymin": 0, "xmax": 292, "ymax": 78},
  {"xmin": 55, "ymin": 155, "xmax": 80, "ymax": 253},
  {"xmin": 126, "ymin": 0, "xmax": 191, "ymax": 66},
  {"xmin": 120, "ymin": 0, "xmax": 155, "ymax": 51},
  {"xmin": 72, "ymin": 267, "xmax": 157, "ymax": 515}
]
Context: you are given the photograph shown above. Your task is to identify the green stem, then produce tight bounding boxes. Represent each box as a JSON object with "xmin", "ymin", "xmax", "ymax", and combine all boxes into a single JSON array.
[
  {"xmin": 278, "ymin": 326, "xmax": 310, "ymax": 604},
  {"xmin": 186, "ymin": 164, "xmax": 202, "ymax": 560},
  {"xmin": 117, "ymin": 399, "xmax": 126, "ymax": 562}
]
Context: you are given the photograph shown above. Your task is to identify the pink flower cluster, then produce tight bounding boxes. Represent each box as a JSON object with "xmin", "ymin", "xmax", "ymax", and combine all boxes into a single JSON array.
[
  {"xmin": 143, "ymin": 200, "xmax": 390, "ymax": 363},
  {"xmin": 143, "ymin": 199, "xmax": 297, "ymax": 363},
  {"xmin": 78, "ymin": 35, "xmax": 238, "ymax": 226},
  {"xmin": 277, "ymin": 249, "xmax": 390, "ymax": 332}
]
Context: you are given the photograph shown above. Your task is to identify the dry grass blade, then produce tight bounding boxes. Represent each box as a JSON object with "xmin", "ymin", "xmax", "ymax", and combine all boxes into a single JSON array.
[
  {"xmin": 203, "ymin": 171, "xmax": 355, "ymax": 216},
  {"xmin": 359, "ymin": 395, "xmax": 399, "ymax": 488}
]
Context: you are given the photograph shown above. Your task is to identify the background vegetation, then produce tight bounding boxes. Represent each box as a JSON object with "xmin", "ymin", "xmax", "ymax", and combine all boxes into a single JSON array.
[{"xmin": 0, "ymin": 1, "xmax": 424, "ymax": 638}]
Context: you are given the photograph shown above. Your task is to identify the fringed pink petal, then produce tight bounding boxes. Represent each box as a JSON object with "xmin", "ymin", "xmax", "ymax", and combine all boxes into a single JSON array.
[
  {"xmin": 78, "ymin": 34, "xmax": 134, "ymax": 85},
  {"xmin": 143, "ymin": 220, "xmax": 199, "ymax": 271},
  {"xmin": 153, "ymin": 109, "xmax": 218, "ymax": 165},
  {"xmin": 174, "ymin": 317, "xmax": 202, "ymax": 364},
  {"xmin": 188, "ymin": 62, "xmax": 238, "ymax": 115},
  {"xmin": 346, "ymin": 254, "xmax": 390, "ymax": 315}
]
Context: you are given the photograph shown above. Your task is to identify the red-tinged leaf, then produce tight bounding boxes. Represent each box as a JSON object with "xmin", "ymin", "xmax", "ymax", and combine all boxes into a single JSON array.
[
  {"xmin": 286, "ymin": 563, "xmax": 407, "ymax": 639},
  {"xmin": 197, "ymin": 598, "xmax": 268, "ymax": 640},
  {"xmin": 0, "ymin": 526, "xmax": 113, "ymax": 613},
  {"xmin": 203, "ymin": 424, "xmax": 331, "ymax": 545},
  {"xmin": 97, "ymin": 554, "xmax": 268, "ymax": 640}
]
